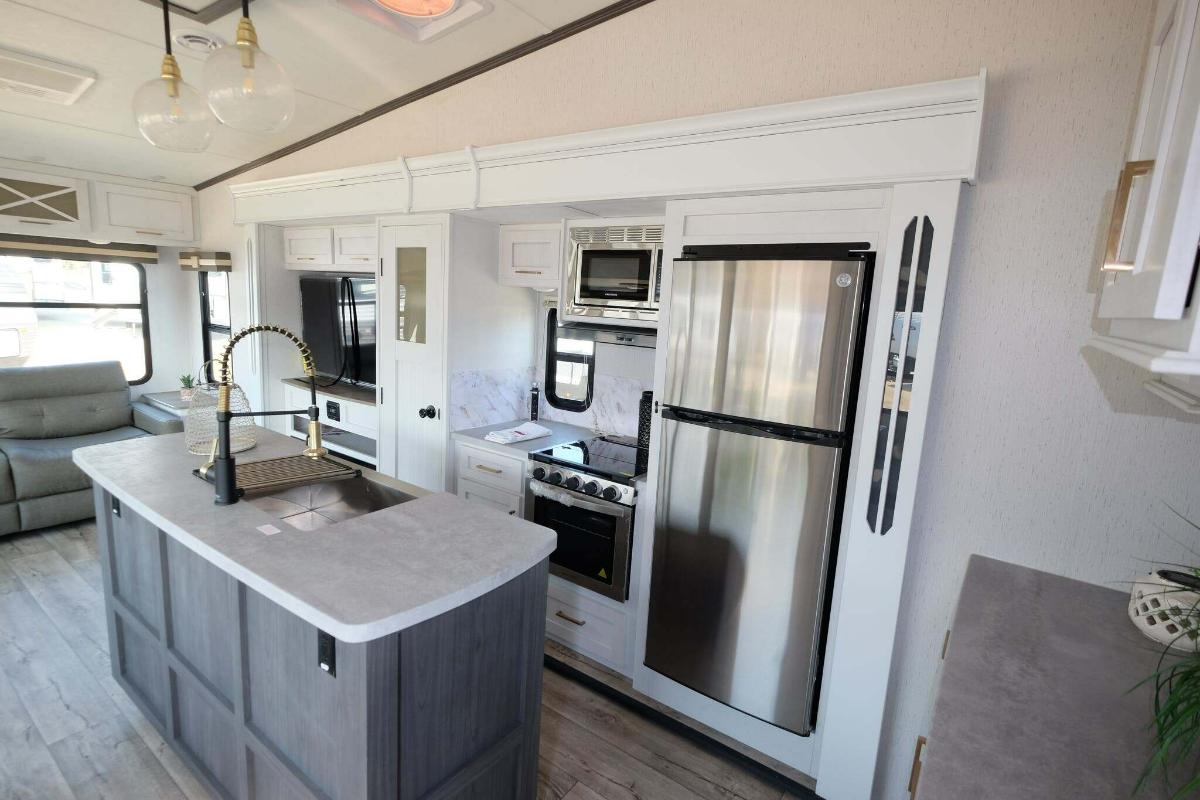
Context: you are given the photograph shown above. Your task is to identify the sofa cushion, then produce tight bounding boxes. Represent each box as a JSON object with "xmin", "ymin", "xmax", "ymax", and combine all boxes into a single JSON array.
[
  {"xmin": 17, "ymin": 489, "xmax": 94, "ymax": 533},
  {"xmin": 0, "ymin": 450, "xmax": 11, "ymax": 504},
  {"xmin": 0, "ymin": 362, "xmax": 133, "ymax": 438},
  {"xmin": 0, "ymin": 426, "xmax": 146, "ymax": 500}
]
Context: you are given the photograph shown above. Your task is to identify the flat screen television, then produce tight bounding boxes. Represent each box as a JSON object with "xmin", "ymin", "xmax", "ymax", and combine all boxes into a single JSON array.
[{"xmin": 299, "ymin": 274, "xmax": 377, "ymax": 387}]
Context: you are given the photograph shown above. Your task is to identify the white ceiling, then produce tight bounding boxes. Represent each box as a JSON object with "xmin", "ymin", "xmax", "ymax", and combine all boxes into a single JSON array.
[{"xmin": 0, "ymin": 0, "xmax": 616, "ymax": 187}]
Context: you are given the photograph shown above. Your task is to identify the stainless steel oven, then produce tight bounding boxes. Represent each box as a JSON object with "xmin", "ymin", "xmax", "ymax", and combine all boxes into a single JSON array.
[
  {"xmin": 561, "ymin": 224, "xmax": 663, "ymax": 327},
  {"xmin": 524, "ymin": 438, "xmax": 640, "ymax": 602}
]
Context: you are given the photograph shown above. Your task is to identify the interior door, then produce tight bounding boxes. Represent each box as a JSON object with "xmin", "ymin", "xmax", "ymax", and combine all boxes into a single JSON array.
[{"xmin": 377, "ymin": 223, "xmax": 447, "ymax": 490}]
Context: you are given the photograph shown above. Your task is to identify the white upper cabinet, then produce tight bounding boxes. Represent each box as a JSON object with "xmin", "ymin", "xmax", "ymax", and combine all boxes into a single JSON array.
[
  {"xmin": 1099, "ymin": 0, "xmax": 1200, "ymax": 320},
  {"xmin": 283, "ymin": 225, "xmax": 377, "ymax": 272},
  {"xmin": 283, "ymin": 226, "xmax": 334, "ymax": 269},
  {"xmin": 333, "ymin": 224, "xmax": 378, "ymax": 271},
  {"xmin": 91, "ymin": 181, "xmax": 195, "ymax": 244},
  {"xmin": 498, "ymin": 223, "xmax": 563, "ymax": 290},
  {"xmin": 0, "ymin": 167, "xmax": 90, "ymax": 238}
]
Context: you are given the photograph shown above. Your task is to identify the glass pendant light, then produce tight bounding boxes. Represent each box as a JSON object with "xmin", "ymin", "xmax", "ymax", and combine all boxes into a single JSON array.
[
  {"xmin": 204, "ymin": 0, "xmax": 294, "ymax": 134},
  {"xmin": 373, "ymin": 0, "xmax": 456, "ymax": 16},
  {"xmin": 133, "ymin": 0, "xmax": 213, "ymax": 153}
]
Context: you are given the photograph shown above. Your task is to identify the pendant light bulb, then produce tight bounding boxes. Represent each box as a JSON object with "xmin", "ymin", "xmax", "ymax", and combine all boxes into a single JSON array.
[
  {"xmin": 204, "ymin": 9, "xmax": 294, "ymax": 134},
  {"xmin": 134, "ymin": 7, "xmax": 214, "ymax": 153}
]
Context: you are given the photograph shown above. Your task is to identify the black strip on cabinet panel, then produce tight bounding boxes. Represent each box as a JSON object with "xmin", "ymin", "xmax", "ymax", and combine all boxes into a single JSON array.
[
  {"xmin": 867, "ymin": 217, "xmax": 917, "ymax": 532},
  {"xmin": 881, "ymin": 217, "xmax": 933, "ymax": 534}
]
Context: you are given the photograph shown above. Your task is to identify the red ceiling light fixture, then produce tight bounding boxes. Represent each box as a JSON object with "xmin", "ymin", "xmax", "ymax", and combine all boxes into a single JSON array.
[{"xmin": 372, "ymin": 0, "xmax": 456, "ymax": 17}]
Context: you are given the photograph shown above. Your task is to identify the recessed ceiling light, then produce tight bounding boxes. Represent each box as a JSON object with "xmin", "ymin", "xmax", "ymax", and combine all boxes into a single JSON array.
[
  {"xmin": 373, "ymin": 0, "xmax": 455, "ymax": 18},
  {"xmin": 173, "ymin": 29, "xmax": 225, "ymax": 54}
]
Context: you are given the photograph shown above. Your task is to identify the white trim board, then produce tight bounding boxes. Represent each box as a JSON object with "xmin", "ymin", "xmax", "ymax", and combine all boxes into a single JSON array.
[{"xmin": 230, "ymin": 72, "xmax": 985, "ymax": 223}]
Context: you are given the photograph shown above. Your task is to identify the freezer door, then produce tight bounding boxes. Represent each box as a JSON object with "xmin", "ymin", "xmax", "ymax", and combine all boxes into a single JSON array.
[
  {"xmin": 644, "ymin": 416, "xmax": 842, "ymax": 735},
  {"xmin": 664, "ymin": 258, "xmax": 864, "ymax": 432}
]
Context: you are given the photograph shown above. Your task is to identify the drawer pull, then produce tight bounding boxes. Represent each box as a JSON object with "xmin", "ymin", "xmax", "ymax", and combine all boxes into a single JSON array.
[
  {"xmin": 555, "ymin": 610, "xmax": 586, "ymax": 627},
  {"xmin": 514, "ymin": 269, "xmax": 544, "ymax": 275},
  {"xmin": 135, "ymin": 230, "xmax": 164, "ymax": 236},
  {"xmin": 352, "ymin": 256, "xmax": 371, "ymax": 261},
  {"xmin": 295, "ymin": 256, "xmax": 316, "ymax": 261},
  {"xmin": 18, "ymin": 219, "xmax": 53, "ymax": 225},
  {"xmin": 474, "ymin": 464, "xmax": 503, "ymax": 475}
]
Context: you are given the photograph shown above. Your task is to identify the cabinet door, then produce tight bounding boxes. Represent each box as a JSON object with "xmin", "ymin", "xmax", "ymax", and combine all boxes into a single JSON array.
[
  {"xmin": 1100, "ymin": 0, "xmax": 1200, "ymax": 319},
  {"xmin": 92, "ymin": 181, "xmax": 195, "ymax": 244},
  {"xmin": 0, "ymin": 168, "xmax": 89, "ymax": 237},
  {"xmin": 498, "ymin": 223, "xmax": 563, "ymax": 289},
  {"xmin": 456, "ymin": 476, "xmax": 521, "ymax": 517},
  {"xmin": 283, "ymin": 226, "xmax": 333, "ymax": 268},
  {"xmin": 334, "ymin": 224, "xmax": 378, "ymax": 270}
]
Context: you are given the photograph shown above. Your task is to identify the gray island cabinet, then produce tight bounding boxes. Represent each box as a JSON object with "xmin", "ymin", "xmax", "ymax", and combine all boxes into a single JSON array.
[{"xmin": 73, "ymin": 429, "xmax": 555, "ymax": 800}]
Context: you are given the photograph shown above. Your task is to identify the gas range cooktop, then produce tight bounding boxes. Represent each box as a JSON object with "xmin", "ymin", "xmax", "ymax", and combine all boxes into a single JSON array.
[{"xmin": 529, "ymin": 435, "xmax": 644, "ymax": 484}]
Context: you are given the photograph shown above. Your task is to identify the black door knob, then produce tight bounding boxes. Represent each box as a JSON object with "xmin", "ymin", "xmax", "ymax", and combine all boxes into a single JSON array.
[{"xmin": 418, "ymin": 405, "xmax": 437, "ymax": 418}]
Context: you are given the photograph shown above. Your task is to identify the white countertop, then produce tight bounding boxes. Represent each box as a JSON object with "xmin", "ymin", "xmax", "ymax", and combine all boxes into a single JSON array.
[
  {"xmin": 451, "ymin": 419, "xmax": 596, "ymax": 459},
  {"xmin": 73, "ymin": 428, "xmax": 556, "ymax": 643}
]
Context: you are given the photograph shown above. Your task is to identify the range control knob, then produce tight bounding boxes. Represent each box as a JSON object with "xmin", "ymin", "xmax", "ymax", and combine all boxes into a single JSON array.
[
  {"xmin": 546, "ymin": 471, "xmax": 563, "ymax": 485},
  {"xmin": 531, "ymin": 466, "xmax": 546, "ymax": 480},
  {"xmin": 601, "ymin": 486, "xmax": 620, "ymax": 501},
  {"xmin": 582, "ymin": 481, "xmax": 600, "ymax": 496},
  {"xmin": 564, "ymin": 476, "xmax": 581, "ymax": 491}
]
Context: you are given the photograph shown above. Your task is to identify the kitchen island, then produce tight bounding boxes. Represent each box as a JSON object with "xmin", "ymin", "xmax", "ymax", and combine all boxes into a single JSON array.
[{"xmin": 73, "ymin": 428, "xmax": 555, "ymax": 800}]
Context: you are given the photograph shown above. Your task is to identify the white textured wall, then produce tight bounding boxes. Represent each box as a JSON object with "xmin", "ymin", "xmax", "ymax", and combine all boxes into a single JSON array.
[{"xmin": 198, "ymin": 1, "xmax": 1200, "ymax": 796}]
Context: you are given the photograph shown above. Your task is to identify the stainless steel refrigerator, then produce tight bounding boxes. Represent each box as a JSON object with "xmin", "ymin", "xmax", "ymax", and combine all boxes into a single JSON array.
[{"xmin": 645, "ymin": 243, "xmax": 870, "ymax": 736}]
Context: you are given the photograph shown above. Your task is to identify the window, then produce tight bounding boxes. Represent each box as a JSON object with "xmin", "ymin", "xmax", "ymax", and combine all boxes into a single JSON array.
[
  {"xmin": 199, "ymin": 271, "xmax": 231, "ymax": 383},
  {"xmin": 545, "ymin": 308, "xmax": 594, "ymax": 411},
  {"xmin": 0, "ymin": 255, "xmax": 151, "ymax": 383}
]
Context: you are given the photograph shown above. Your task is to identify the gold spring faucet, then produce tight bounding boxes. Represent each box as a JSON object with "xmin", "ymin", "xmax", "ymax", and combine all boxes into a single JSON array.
[{"xmin": 198, "ymin": 325, "xmax": 327, "ymax": 504}]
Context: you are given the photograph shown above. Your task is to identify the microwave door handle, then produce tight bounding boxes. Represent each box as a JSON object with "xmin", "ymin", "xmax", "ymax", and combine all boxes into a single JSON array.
[{"xmin": 528, "ymin": 481, "xmax": 632, "ymax": 519}]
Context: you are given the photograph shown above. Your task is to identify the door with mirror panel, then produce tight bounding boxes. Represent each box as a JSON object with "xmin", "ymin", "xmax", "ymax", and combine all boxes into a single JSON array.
[{"xmin": 377, "ymin": 223, "xmax": 447, "ymax": 491}]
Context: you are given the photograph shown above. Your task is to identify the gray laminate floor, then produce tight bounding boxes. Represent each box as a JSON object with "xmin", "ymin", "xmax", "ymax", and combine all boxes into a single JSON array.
[{"xmin": 0, "ymin": 523, "xmax": 805, "ymax": 800}]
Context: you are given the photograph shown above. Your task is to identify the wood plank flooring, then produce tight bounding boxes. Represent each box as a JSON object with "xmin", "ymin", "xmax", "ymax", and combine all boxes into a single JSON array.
[{"xmin": 0, "ymin": 523, "xmax": 804, "ymax": 800}]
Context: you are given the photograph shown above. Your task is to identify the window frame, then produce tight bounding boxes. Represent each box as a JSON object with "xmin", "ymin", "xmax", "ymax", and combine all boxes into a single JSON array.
[
  {"xmin": 0, "ymin": 258, "xmax": 153, "ymax": 385},
  {"xmin": 544, "ymin": 307, "xmax": 594, "ymax": 412},
  {"xmin": 198, "ymin": 271, "xmax": 232, "ymax": 384}
]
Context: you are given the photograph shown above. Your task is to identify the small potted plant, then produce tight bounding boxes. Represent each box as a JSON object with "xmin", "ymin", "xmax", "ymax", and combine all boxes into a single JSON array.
[{"xmin": 179, "ymin": 373, "xmax": 196, "ymax": 402}]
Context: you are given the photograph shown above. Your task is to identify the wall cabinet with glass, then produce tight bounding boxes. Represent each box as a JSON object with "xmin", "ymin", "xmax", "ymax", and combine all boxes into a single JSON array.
[{"xmin": 1091, "ymin": 0, "xmax": 1200, "ymax": 379}]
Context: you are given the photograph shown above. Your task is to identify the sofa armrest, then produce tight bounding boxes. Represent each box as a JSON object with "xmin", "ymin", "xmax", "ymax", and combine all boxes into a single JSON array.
[{"xmin": 132, "ymin": 402, "xmax": 184, "ymax": 435}]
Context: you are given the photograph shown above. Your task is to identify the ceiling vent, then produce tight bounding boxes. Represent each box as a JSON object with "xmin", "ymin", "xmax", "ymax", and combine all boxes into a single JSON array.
[
  {"xmin": 0, "ymin": 48, "xmax": 96, "ymax": 106},
  {"xmin": 337, "ymin": 0, "xmax": 492, "ymax": 43},
  {"xmin": 173, "ymin": 29, "xmax": 226, "ymax": 54}
]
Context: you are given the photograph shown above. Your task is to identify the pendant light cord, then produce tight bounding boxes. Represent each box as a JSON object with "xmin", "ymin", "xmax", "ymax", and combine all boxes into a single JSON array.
[
  {"xmin": 161, "ymin": 0, "xmax": 172, "ymax": 54},
  {"xmin": 243, "ymin": 0, "xmax": 250, "ymax": 17}
]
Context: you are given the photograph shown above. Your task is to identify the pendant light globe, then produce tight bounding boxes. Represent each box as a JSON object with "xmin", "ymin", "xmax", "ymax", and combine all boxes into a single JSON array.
[{"xmin": 204, "ymin": 14, "xmax": 294, "ymax": 134}]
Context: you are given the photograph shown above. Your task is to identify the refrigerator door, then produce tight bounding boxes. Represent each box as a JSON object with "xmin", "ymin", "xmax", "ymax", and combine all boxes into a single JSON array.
[
  {"xmin": 645, "ymin": 415, "xmax": 842, "ymax": 735},
  {"xmin": 664, "ymin": 258, "xmax": 865, "ymax": 432}
]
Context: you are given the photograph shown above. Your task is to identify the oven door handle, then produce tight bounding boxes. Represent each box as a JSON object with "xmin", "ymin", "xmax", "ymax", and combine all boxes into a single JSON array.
[{"xmin": 528, "ymin": 481, "xmax": 632, "ymax": 519}]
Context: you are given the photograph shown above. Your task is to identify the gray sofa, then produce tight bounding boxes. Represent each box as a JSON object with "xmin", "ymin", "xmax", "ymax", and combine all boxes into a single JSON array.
[{"xmin": 0, "ymin": 361, "xmax": 182, "ymax": 535}]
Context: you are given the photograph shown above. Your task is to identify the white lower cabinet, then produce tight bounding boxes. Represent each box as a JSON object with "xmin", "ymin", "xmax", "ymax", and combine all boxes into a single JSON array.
[
  {"xmin": 546, "ymin": 578, "xmax": 629, "ymax": 671},
  {"xmin": 456, "ymin": 477, "xmax": 520, "ymax": 517}
]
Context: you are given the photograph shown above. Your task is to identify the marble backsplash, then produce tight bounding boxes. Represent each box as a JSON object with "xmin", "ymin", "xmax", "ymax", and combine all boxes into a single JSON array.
[{"xmin": 449, "ymin": 367, "xmax": 646, "ymax": 437}]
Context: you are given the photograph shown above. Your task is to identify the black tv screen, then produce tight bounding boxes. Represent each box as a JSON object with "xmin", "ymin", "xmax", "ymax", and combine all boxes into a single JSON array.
[{"xmin": 299, "ymin": 275, "xmax": 377, "ymax": 387}]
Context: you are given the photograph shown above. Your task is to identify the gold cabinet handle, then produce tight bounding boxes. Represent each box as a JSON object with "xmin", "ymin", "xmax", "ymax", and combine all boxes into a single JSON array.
[
  {"xmin": 17, "ymin": 219, "xmax": 52, "ymax": 225},
  {"xmin": 474, "ymin": 464, "xmax": 503, "ymax": 475},
  {"xmin": 514, "ymin": 269, "xmax": 544, "ymax": 275},
  {"xmin": 351, "ymin": 256, "xmax": 371, "ymax": 261},
  {"xmin": 555, "ymin": 610, "xmax": 586, "ymax": 627},
  {"xmin": 135, "ymin": 230, "xmax": 164, "ymax": 236}
]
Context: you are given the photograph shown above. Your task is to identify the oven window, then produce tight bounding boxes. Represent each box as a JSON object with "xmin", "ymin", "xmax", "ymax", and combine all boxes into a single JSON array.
[
  {"xmin": 578, "ymin": 250, "xmax": 652, "ymax": 302},
  {"xmin": 534, "ymin": 496, "xmax": 616, "ymax": 586}
]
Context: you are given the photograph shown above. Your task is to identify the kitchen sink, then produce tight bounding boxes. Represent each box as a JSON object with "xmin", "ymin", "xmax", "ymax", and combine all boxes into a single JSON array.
[{"xmin": 244, "ymin": 475, "xmax": 415, "ymax": 531}]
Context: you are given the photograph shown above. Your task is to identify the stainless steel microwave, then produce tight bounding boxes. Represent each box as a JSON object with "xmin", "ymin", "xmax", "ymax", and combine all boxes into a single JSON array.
[{"xmin": 560, "ymin": 224, "xmax": 664, "ymax": 326}]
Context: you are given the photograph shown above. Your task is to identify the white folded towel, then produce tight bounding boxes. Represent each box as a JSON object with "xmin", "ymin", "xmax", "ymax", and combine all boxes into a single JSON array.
[{"xmin": 484, "ymin": 421, "xmax": 552, "ymax": 445}]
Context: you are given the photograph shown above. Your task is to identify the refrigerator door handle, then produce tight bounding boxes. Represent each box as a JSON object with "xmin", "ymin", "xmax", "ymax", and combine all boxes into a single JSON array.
[{"xmin": 662, "ymin": 406, "xmax": 845, "ymax": 447}]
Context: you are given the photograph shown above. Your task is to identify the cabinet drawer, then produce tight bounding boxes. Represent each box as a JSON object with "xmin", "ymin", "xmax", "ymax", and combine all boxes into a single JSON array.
[
  {"xmin": 545, "ymin": 585, "xmax": 628, "ymax": 669},
  {"xmin": 454, "ymin": 444, "xmax": 525, "ymax": 494},
  {"xmin": 456, "ymin": 477, "xmax": 520, "ymax": 518}
]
